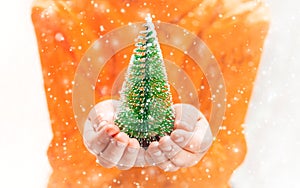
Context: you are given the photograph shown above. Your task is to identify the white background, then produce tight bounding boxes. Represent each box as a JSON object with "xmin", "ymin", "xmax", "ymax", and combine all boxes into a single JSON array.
[{"xmin": 0, "ymin": 0, "xmax": 299, "ymax": 187}]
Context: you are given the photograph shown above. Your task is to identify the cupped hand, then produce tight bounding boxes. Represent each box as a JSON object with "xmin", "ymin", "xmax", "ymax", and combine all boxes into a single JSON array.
[
  {"xmin": 145, "ymin": 104, "xmax": 213, "ymax": 172},
  {"xmin": 83, "ymin": 100, "xmax": 147, "ymax": 170},
  {"xmin": 83, "ymin": 100, "xmax": 213, "ymax": 171}
]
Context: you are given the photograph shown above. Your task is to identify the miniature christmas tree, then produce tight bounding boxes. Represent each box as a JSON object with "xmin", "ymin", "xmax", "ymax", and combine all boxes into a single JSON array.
[{"xmin": 115, "ymin": 15, "xmax": 175, "ymax": 148}]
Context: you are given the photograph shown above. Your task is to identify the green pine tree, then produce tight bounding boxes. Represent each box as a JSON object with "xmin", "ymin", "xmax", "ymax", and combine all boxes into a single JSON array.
[{"xmin": 115, "ymin": 15, "xmax": 175, "ymax": 148}]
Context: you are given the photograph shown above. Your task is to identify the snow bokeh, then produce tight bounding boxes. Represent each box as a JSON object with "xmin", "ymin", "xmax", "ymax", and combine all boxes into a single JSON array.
[
  {"xmin": 0, "ymin": 0, "xmax": 299, "ymax": 187},
  {"xmin": 230, "ymin": 0, "xmax": 300, "ymax": 187}
]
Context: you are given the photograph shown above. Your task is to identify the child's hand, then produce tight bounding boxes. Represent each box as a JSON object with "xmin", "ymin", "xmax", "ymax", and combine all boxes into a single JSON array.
[
  {"xmin": 145, "ymin": 104, "xmax": 213, "ymax": 171},
  {"xmin": 83, "ymin": 100, "xmax": 146, "ymax": 170}
]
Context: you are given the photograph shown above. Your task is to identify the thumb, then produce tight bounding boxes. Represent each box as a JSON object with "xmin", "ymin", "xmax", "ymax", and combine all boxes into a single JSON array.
[{"xmin": 88, "ymin": 99, "xmax": 119, "ymax": 125}]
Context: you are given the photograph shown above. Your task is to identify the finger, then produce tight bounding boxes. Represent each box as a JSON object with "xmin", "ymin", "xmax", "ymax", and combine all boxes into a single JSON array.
[
  {"xmin": 170, "ymin": 149, "xmax": 205, "ymax": 167},
  {"xmin": 171, "ymin": 119, "xmax": 212, "ymax": 153},
  {"xmin": 145, "ymin": 142, "xmax": 179, "ymax": 172},
  {"xmin": 144, "ymin": 152, "xmax": 156, "ymax": 166},
  {"xmin": 146, "ymin": 142, "xmax": 178, "ymax": 171},
  {"xmin": 91, "ymin": 125, "xmax": 114, "ymax": 155},
  {"xmin": 96, "ymin": 154, "xmax": 116, "ymax": 168},
  {"xmin": 134, "ymin": 147, "xmax": 148, "ymax": 167},
  {"xmin": 158, "ymin": 136, "xmax": 182, "ymax": 159},
  {"xmin": 117, "ymin": 138, "xmax": 140, "ymax": 170},
  {"xmin": 83, "ymin": 119, "xmax": 99, "ymax": 155},
  {"xmin": 145, "ymin": 146, "xmax": 179, "ymax": 172},
  {"xmin": 147, "ymin": 149, "xmax": 179, "ymax": 172},
  {"xmin": 173, "ymin": 103, "xmax": 202, "ymax": 131},
  {"xmin": 97, "ymin": 132, "xmax": 129, "ymax": 168},
  {"xmin": 89, "ymin": 99, "xmax": 118, "ymax": 125},
  {"xmin": 157, "ymin": 161, "xmax": 180, "ymax": 172},
  {"xmin": 146, "ymin": 141, "xmax": 169, "ymax": 165},
  {"xmin": 92, "ymin": 120, "xmax": 109, "ymax": 132},
  {"xmin": 83, "ymin": 122, "xmax": 118, "ymax": 155},
  {"xmin": 83, "ymin": 119, "xmax": 96, "ymax": 144}
]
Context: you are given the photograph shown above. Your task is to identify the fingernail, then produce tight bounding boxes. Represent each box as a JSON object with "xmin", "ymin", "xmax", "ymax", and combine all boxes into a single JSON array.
[
  {"xmin": 152, "ymin": 142, "xmax": 159, "ymax": 147},
  {"xmin": 153, "ymin": 150, "xmax": 162, "ymax": 156},
  {"xmin": 162, "ymin": 145, "xmax": 172, "ymax": 152},
  {"xmin": 174, "ymin": 136, "xmax": 184, "ymax": 143},
  {"xmin": 117, "ymin": 141, "xmax": 127, "ymax": 147},
  {"xmin": 127, "ymin": 146, "xmax": 138, "ymax": 153}
]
